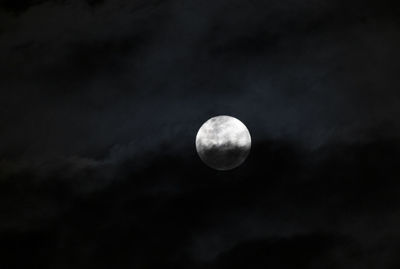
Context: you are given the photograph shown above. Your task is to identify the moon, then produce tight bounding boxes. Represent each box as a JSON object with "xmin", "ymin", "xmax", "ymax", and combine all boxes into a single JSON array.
[{"xmin": 196, "ymin": 115, "xmax": 251, "ymax": 170}]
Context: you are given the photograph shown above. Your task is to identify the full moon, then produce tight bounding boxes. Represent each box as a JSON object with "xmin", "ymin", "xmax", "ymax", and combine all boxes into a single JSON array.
[{"xmin": 196, "ymin": 115, "xmax": 251, "ymax": 170}]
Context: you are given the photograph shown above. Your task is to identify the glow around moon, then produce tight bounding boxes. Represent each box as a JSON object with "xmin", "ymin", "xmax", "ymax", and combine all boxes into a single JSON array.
[{"xmin": 196, "ymin": 115, "xmax": 251, "ymax": 170}]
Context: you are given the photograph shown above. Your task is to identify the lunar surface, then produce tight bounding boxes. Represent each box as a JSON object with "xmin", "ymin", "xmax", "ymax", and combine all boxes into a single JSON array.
[{"xmin": 196, "ymin": 115, "xmax": 251, "ymax": 170}]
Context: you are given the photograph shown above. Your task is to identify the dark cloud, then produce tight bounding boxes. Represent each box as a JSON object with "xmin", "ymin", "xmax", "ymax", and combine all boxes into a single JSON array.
[
  {"xmin": 210, "ymin": 235, "xmax": 348, "ymax": 269},
  {"xmin": 0, "ymin": 0, "xmax": 108, "ymax": 14},
  {"xmin": 0, "ymin": 137, "xmax": 400, "ymax": 267},
  {"xmin": 0, "ymin": 0, "xmax": 399, "ymax": 267},
  {"xmin": 0, "ymin": 0, "xmax": 51, "ymax": 13},
  {"xmin": 1, "ymin": 0, "xmax": 399, "ymax": 161}
]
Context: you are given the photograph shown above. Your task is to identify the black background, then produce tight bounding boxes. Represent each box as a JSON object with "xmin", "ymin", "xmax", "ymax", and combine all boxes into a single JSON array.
[{"xmin": 1, "ymin": 0, "xmax": 400, "ymax": 268}]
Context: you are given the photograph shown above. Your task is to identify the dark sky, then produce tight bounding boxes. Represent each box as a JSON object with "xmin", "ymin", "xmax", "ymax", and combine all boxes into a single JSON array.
[{"xmin": 1, "ymin": 0, "xmax": 400, "ymax": 268}]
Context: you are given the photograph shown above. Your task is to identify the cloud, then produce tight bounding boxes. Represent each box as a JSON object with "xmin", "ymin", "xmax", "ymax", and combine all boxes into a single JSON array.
[
  {"xmin": 0, "ymin": 135, "xmax": 399, "ymax": 267},
  {"xmin": 0, "ymin": 0, "xmax": 399, "ymax": 267},
  {"xmin": 1, "ymin": 0, "xmax": 399, "ymax": 164}
]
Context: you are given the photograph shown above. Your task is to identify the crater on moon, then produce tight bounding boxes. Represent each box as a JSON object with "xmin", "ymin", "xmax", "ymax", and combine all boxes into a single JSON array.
[{"xmin": 195, "ymin": 115, "xmax": 251, "ymax": 170}]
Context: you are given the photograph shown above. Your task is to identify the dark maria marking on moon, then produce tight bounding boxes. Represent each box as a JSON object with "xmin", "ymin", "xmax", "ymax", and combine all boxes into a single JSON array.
[{"xmin": 196, "ymin": 115, "xmax": 251, "ymax": 171}]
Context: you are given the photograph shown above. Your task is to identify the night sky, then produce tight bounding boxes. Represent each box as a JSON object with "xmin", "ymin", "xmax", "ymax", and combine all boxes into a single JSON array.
[{"xmin": 1, "ymin": 0, "xmax": 400, "ymax": 268}]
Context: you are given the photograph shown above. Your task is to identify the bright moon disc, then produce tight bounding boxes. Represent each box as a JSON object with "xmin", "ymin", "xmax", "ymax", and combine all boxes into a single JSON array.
[{"xmin": 196, "ymin": 115, "xmax": 251, "ymax": 170}]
